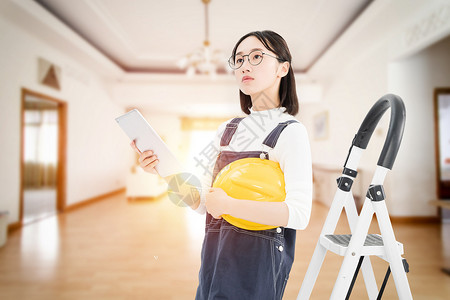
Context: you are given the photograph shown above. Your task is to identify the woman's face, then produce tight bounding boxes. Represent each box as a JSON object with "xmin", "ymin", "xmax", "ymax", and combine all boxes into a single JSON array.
[{"xmin": 234, "ymin": 36, "xmax": 284, "ymax": 99}]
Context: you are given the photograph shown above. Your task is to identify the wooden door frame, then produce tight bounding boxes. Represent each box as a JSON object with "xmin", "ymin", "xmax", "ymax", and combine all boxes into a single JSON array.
[
  {"xmin": 20, "ymin": 88, "xmax": 67, "ymax": 224},
  {"xmin": 434, "ymin": 88, "xmax": 450, "ymax": 200}
]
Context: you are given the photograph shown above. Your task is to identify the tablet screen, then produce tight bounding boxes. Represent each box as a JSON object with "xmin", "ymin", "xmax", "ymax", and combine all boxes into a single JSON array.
[{"xmin": 115, "ymin": 109, "xmax": 183, "ymax": 177}]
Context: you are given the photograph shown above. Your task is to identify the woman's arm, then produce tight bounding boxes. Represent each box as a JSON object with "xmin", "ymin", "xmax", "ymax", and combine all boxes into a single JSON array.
[
  {"xmin": 229, "ymin": 199, "xmax": 289, "ymax": 227},
  {"xmin": 205, "ymin": 188, "xmax": 289, "ymax": 226},
  {"xmin": 131, "ymin": 140, "xmax": 202, "ymax": 211},
  {"xmin": 205, "ymin": 122, "xmax": 312, "ymax": 230}
]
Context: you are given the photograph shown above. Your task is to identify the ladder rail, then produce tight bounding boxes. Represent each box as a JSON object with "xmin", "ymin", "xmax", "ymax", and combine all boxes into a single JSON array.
[
  {"xmin": 373, "ymin": 200, "xmax": 413, "ymax": 299},
  {"xmin": 346, "ymin": 256, "xmax": 365, "ymax": 300},
  {"xmin": 297, "ymin": 94, "xmax": 412, "ymax": 299},
  {"xmin": 330, "ymin": 197, "xmax": 375, "ymax": 299},
  {"xmin": 297, "ymin": 189, "xmax": 350, "ymax": 300},
  {"xmin": 343, "ymin": 145, "xmax": 379, "ymax": 299},
  {"xmin": 345, "ymin": 194, "xmax": 378, "ymax": 299},
  {"xmin": 298, "ymin": 146, "xmax": 375, "ymax": 300},
  {"xmin": 296, "ymin": 240, "xmax": 327, "ymax": 300}
]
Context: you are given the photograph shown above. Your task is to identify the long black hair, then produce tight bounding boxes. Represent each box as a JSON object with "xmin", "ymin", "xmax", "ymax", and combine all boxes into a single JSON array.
[{"xmin": 230, "ymin": 30, "xmax": 299, "ymax": 116}]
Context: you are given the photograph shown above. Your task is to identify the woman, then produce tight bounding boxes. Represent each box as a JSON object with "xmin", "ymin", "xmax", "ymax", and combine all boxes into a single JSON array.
[{"xmin": 132, "ymin": 30, "xmax": 312, "ymax": 300}]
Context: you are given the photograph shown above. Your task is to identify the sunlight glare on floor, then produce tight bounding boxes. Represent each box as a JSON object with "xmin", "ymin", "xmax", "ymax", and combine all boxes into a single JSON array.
[
  {"xmin": 20, "ymin": 216, "xmax": 60, "ymax": 279},
  {"xmin": 185, "ymin": 207, "xmax": 206, "ymax": 250}
]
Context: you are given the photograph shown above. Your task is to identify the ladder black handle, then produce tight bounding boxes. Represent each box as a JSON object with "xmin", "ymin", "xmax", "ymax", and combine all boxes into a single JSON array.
[{"xmin": 352, "ymin": 94, "xmax": 406, "ymax": 170}]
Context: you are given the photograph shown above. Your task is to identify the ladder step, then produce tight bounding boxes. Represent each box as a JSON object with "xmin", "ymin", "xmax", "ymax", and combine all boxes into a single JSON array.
[
  {"xmin": 320, "ymin": 234, "xmax": 404, "ymax": 257},
  {"xmin": 325, "ymin": 234, "xmax": 383, "ymax": 247}
]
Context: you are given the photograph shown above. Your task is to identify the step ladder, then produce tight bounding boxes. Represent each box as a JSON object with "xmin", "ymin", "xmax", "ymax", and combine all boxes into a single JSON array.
[{"xmin": 297, "ymin": 94, "xmax": 413, "ymax": 299}]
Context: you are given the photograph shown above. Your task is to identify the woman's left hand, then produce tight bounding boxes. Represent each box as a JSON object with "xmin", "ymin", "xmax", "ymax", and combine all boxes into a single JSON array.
[{"xmin": 205, "ymin": 188, "xmax": 233, "ymax": 219}]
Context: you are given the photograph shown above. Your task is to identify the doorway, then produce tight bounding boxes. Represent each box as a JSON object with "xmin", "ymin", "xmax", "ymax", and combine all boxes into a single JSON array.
[{"xmin": 20, "ymin": 89, "xmax": 67, "ymax": 224}]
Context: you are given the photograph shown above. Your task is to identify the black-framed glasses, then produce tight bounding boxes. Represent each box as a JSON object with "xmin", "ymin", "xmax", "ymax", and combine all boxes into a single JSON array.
[{"xmin": 228, "ymin": 49, "xmax": 281, "ymax": 70}]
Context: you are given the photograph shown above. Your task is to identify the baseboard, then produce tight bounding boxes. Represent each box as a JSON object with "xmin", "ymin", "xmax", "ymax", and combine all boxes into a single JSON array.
[
  {"xmin": 127, "ymin": 191, "xmax": 168, "ymax": 202},
  {"xmin": 7, "ymin": 221, "xmax": 22, "ymax": 233},
  {"xmin": 313, "ymin": 199, "xmax": 330, "ymax": 208},
  {"xmin": 64, "ymin": 187, "xmax": 126, "ymax": 212},
  {"xmin": 313, "ymin": 200, "xmax": 441, "ymax": 224},
  {"xmin": 6, "ymin": 188, "xmax": 126, "ymax": 233},
  {"xmin": 390, "ymin": 216, "xmax": 440, "ymax": 224}
]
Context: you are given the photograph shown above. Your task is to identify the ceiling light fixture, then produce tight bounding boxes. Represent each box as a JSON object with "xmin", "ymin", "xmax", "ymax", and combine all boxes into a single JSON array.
[{"xmin": 177, "ymin": 0, "xmax": 227, "ymax": 78}]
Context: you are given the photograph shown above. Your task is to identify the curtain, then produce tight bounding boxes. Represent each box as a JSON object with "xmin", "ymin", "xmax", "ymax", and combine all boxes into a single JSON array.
[{"xmin": 24, "ymin": 109, "xmax": 58, "ymax": 189}]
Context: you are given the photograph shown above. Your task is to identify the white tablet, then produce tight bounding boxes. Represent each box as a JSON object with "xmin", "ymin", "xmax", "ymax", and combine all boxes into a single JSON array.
[{"xmin": 115, "ymin": 109, "xmax": 183, "ymax": 177}]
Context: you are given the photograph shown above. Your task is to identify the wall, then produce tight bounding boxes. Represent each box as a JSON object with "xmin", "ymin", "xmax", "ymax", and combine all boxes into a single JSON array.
[
  {"xmin": 1, "ymin": 0, "xmax": 449, "ymax": 222},
  {"xmin": 299, "ymin": 0, "xmax": 450, "ymax": 217},
  {"xmin": 300, "ymin": 42, "xmax": 391, "ymax": 212},
  {"xmin": 113, "ymin": 75, "xmax": 240, "ymax": 117},
  {"xmin": 388, "ymin": 35, "xmax": 450, "ymax": 216},
  {"xmin": 0, "ymin": 8, "xmax": 129, "ymax": 224},
  {"xmin": 113, "ymin": 77, "xmax": 241, "ymax": 172}
]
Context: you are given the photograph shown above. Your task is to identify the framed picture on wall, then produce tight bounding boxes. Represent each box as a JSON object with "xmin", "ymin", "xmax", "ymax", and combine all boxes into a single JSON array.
[
  {"xmin": 313, "ymin": 110, "xmax": 329, "ymax": 140},
  {"xmin": 434, "ymin": 88, "xmax": 450, "ymax": 199},
  {"xmin": 38, "ymin": 57, "xmax": 61, "ymax": 90}
]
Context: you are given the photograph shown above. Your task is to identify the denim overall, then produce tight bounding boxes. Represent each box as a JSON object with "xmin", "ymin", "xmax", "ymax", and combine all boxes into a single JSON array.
[{"xmin": 195, "ymin": 117, "xmax": 299, "ymax": 300}]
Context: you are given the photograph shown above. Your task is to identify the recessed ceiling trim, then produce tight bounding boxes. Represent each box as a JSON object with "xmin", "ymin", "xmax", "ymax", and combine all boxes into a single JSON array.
[
  {"xmin": 304, "ymin": 0, "xmax": 374, "ymax": 72},
  {"xmin": 83, "ymin": 0, "xmax": 139, "ymax": 57}
]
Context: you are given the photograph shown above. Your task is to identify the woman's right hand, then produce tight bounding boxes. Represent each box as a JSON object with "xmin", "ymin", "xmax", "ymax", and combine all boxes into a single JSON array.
[{"xmin": 130, "ymin": 140, "xmax": 159, "ymax": 175}]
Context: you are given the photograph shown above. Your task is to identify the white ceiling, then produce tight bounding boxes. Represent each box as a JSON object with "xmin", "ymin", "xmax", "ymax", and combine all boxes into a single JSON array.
[{"xmin": 34, "ymin": 0, "xmax": 373, "ymax": 73}]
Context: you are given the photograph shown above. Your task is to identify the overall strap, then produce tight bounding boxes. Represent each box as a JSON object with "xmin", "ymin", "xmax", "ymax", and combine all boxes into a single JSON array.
[
  {"xmin": 262, "ymin": 120, "xmax": 299, "ymax": 148},
  {"xmin": 220, "ymin": 117, "xmax": 245, "ymax": 146}
]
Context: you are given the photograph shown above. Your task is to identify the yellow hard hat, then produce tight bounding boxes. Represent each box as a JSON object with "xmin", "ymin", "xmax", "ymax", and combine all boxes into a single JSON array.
[{"xmin": 212, "ymin": 157, "xmax": 285, "ymax": 231}]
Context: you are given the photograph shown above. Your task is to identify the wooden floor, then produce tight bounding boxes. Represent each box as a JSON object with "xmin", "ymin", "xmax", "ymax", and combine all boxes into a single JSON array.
[{"xmin": 0, "ymin": 192, "xmax": 449, "ymax": 299}]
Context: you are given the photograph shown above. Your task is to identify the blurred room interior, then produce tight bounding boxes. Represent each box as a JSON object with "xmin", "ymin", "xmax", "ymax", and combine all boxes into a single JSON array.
[{"xmin": 0, "ymin": 0, "xmax": 450, "ymax": 299}]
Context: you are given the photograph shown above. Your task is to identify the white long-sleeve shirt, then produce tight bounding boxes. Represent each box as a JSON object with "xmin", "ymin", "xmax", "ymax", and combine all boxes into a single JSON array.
[{"xmin": 192, "ymin": 106, "xmax": 313, "ymax": 230}]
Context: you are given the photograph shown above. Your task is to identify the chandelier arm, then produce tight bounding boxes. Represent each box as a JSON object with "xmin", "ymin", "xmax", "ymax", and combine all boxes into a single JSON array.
[
  {"xmin": 178, "ymin": 0, "xmax": 226, "ymax": 76},
  {"xmin": 203, "ymin": 0, "xmax": 210, "ymax": 45}
]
